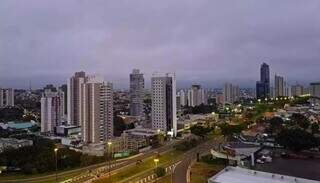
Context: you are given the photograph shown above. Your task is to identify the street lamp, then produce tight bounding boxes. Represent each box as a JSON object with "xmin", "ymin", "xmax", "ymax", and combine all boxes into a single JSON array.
[
  {"xmin": 54, "ymin": 148, "xmax": 58, "ymax": 183},
  {"xmin": 107, "ymin": 141, "xmax": 112, "ymax": 179},
  {"xmin": 154, "ymin": 158, "xmax": 159, "ymax": 183},
  {"xmin": 154, "ymin": 158, "xmax": 159, "ymax": 168}
]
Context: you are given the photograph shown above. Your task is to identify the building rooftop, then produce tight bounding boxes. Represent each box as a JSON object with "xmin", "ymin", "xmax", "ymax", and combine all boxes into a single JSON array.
[{"xmin": 208, "ymin": 166, "xmax": 319, "ymax": 183}]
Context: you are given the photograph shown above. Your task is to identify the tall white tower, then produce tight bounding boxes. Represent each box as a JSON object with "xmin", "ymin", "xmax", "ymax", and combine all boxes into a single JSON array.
[{"xmin": 151, "ymin": 73, "xmax": 177, "ymax": 137}]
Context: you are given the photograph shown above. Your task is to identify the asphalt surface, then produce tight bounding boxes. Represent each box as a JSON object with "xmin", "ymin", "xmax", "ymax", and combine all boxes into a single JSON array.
[{"xmin": 173, "ymin": 136, "xmax": 224, "ymax": 183}]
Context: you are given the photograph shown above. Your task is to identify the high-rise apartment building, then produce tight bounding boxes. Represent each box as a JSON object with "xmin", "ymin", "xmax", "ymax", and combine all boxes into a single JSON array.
[
  {"xmin": 284, "ymin": 81, "xmax": 291, "ymax": 97},
  {"xmin": 0, "ymin": 88, "xmax": 3, "ymax": 107},
  {"xmin": 129, "ymin": 69, "xmax": 144, "ymax": 117},
  {"xmin": 67, "ymin": 71, "xmax": 86, "ymax": 126},
  {"xmin": 41, "ymin": 90, "xmax": 64, "ymax": 133},
  {"xmin": 151, "ymin": 73, "xmax": 177, "ymax": 137},
  {"xmin": 310, "ymin": 82, "xmax": 320, "ymax": 99},
  {"xmin": 187, "ymin": 85, "xmax": 207, "ymax": 107},
  {"xmin": 275, "ymin": 75, "xmax": 284, "ymax": 97},
  {"xmin": 5, "ymin": 88, "xmax": 14, "ymax": 106},
  {"xmin": 256, "ymin": 63, "xmax": 270, "ymax": 99},
  {"xmin": 223, "ymin": 83, "xmax": 240, "ymax": 104},
  {"xmin": 178, "ymin": 90, "xmax": 187, "ymax": 107},
  {"xmin": 60, "ymin": 84, "xmax": 68, "ymax": 116},
  {"xmin": 291, "ymin": 84, "xmax": 304, "ymax": 97},
  {"xmin": 80, "ymin": 75, "xmax": 113, "ymax": 144}
]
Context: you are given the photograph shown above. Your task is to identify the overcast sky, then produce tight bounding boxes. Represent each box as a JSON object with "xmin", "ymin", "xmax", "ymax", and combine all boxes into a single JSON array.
[{"xmin": 1, "ymin": 0, "xmax": 320, "ymax": 89}]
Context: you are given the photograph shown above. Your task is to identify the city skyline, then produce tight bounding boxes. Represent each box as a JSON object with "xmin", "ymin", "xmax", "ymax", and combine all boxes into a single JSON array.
[{"xmin": 1, "ymin": 0, "xmax": 320, "ymax": 89}]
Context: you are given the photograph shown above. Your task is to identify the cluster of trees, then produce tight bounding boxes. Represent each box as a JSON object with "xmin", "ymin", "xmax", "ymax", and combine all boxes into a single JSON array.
[
  {"xmin": 0, "ymin": 107, "xmax": 24, "ymax": 122},
  {"xmin": 219, "ymin": 123, "xmax": 246, "ymax": 140},
  {"xmin": 174, "ymin": 139, "xmax": 199, "ymax": 151},
  {"xmin": 154, "ymin": 167, "xmax": 166, "ymax": 177},
  {"xmin": 266, "ymin": 114, "xmax": 320, "ymax": 152},
  {"xmin": 184, "ymin": 104, "xmax": 217, "ymax": 114},
  {"xmin": 15, "ymin": 97, "xmax": 41, "ymax": 112},
  {"xmin": 113, "ymin": 115, "xmax": 135, "ymax": 136},
  {"xmin": 0, "ymin": 135, "xmax": 107, "ymax": 174},
  {"xmin": 276, "ymin": 128, "xmax": 319, "ymax": 152},
  {"xmin": 190, "ymin": 125, "xmax": 212, "ymax": 138}
]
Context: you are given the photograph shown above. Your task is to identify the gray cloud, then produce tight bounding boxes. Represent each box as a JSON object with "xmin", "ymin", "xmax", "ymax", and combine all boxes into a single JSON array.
[{"xmin": 1, "ymin": 0, "xmax": 320, "ymax": 89}]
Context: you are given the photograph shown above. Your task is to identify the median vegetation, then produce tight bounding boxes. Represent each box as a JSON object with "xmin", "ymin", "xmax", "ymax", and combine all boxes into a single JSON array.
[{"xmin": 0, "ymin": 134, "xmax": 107, "ymax": 175}]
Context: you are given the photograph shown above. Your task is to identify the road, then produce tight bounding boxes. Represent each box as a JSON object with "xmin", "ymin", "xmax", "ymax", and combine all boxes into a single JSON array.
[{"xmin": 173, "ymin": 136, "xmax": 224, "ymax": 183}]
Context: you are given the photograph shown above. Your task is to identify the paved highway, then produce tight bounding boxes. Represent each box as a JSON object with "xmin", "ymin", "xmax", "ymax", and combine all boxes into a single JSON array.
[{"xmin": 173, "ymin": 136, "xmax": 224, "ymax": 183}]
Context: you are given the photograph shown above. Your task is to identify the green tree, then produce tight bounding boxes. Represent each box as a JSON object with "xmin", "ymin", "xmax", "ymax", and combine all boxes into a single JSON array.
[
  {"xmin": 267, "ymin": 117, "xmax": 284, "ymax": 134},
  {"xmin": 276, "ymin": 128, "xmax": 318, "ymax": 152},
  {"xmin": 291, "ymin": 113, "xmax": 310, "ymax": 130},
  {"xmin": 219, "ymin": 123, "xmax": 245, "ymax": 140},
  {"xmin": 190, "ymin": 125, "xmax": 211, "ymax": 138},
  {"xmin": 311, "ymin": 123, "xmax": 319, "ymax": 134},
  {"xmin": 154, "ymin": 167, "xmax": 166, "ymax": 177}
]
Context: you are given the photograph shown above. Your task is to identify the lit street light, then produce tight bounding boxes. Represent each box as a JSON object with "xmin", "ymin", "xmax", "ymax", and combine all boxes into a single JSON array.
[
  {"xmin": 54, "ymin": 148, "xmax": 58, "ymax": 183},
  {"xmin": 107, "ymin": 141, "xmax": 112, "ymax": 180},
  {"xmin": 154, "ymin": 158, "xmax": 159, "ymax": 168}
]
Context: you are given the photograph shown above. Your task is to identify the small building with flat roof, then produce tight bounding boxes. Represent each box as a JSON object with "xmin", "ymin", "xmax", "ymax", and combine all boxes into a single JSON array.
[{"xmin": 208, "ymin": 166, "xmax": 319, "ymax": 183}]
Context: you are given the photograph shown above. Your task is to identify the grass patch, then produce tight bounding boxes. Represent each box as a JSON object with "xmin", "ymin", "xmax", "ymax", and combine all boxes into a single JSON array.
[
  {"xmin": 94, "ymin": 150, "xmax": 182, "ymax": 183},
  {"xmin": 190, "ymin": 162, "xmax": 224, "ymax": 183}
]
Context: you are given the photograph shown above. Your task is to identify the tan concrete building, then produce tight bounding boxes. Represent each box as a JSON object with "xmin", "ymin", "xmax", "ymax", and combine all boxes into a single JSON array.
[
  {"xmin": 67, "ymin": 71, "xmax": 86, "ymax": 126},
  {"xmin": 80, "ymin": 75, "xmax": 113, "ymax": 144}
]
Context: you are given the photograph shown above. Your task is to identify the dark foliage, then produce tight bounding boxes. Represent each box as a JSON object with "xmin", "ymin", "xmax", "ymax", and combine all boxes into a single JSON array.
[
  {"xmin": 190, "ymin": 125, "xmax": 212, "ymax": 137},
  {"xmin": 276, "ymin": 128, "xmax": 319, "ymax": 152},
  {"xmin": 174, "ymin": 139, "xmax": 199, "ymax": 151},
  {"xmin": 0, "ymin": 135, "xmax": 107, "ymax": 175},
  {"xmin": 184, "ymin": 104, "xmax": 217, "ymax": 114},
  {"xmin": 0, "ymin": 107, "xmax": 24, "ymax": 122},
  {"xmin": 113, "ymin": 115, "xmax": 135, "ymax": 136},
  {"xmin": 154, "ymin": 167, "xmax": 166, "ymax": 177}
]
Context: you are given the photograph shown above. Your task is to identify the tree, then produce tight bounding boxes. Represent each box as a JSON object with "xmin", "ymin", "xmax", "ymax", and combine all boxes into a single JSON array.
[
  {"xmin": 276, "ymin": 128, "xmax": 318, "ymax": 152},
  {"xmin": 0, "ymin": 107, "xmax": 24, "ymax": 121},
  {"xmin": 190, "ymin": 125, "xmax": 211, "ymax": 138},
  {"xmin": 267, "ymin": 117, "xmax": 284, "ymax": 134},
  {"xmin": 291, "ymin": 113, "xmax": 310, "ymax": 130},
  {"xmin": 113, "ymin": 115, "xmax": 134, "ymax": 136},
  {"xmin": 154, "ymin": 167, "xmax": 166, "ymax": 177},
  {"xmin": 219, "ymin": 123, "xmax": 245, "ymax": 140},
  {"xmin": 311, "ymin": 123, "xmax": 319, "ymax": 134}
]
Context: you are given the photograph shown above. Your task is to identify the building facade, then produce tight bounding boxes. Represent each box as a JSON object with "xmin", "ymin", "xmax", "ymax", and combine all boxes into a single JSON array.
[
  {"xmin": 256, "ymin": 63, "xmax": 270, "ymax": 99},
  {"xmin": 310, "ymin": 82, "xmax": 320, "ymax": 104},
  {"xmin": 187, "ymin": 85, "xmax": 207, "ymax": 107},
  {"xmin": 274, "ymin": 74, "xmax": 284, "ymax": 97},
  {"xmin": 291, "ymin": 84, "xmax": 304, "ymax": 97},
  {"xmin": 151, "ymin": 73, "xmax": 177, "ymax": 137},
  {"xmin": 129, "ymin": 69, "xmax": 144, "ymax": 117},
  {"xmin": 80, "ymin": 75, "xmax": 113, "ymax": 144},
  {"xmin": 178, "ymin": 90, "xmax": 187, "ymax": 107},
  {"xmin": 60, "ymin": 84, "xmax": 68, "ymax": 116},
  {"xmin": 67, "ymin": 71, "xmax": 86, "ymax": 126},
  {"xmin": 41, "ymin": 90, "xmax": 64, "ymax": 133},
  {"xmin": 223, "ymin": 83, "xmax": 240, "ymax": 104},
  {"xmin": 0, "ymin": 88, "xmax": 3, "ymax": 107},
  {"xmin": 5, "ymin": 88, "xmax": 14, "ymax": 107}
]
